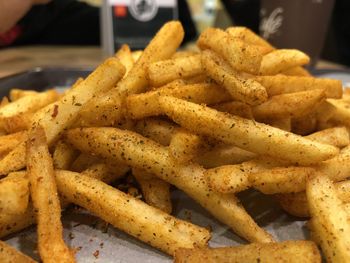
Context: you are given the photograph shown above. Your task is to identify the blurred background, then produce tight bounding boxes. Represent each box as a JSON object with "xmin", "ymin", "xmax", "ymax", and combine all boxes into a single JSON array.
[{"xmin": 0, "ymin": 0, "xmax": 349, "ymax": 77}]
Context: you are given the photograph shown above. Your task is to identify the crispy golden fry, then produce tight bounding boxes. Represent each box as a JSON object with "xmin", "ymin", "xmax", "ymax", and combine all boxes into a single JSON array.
[
  {"xmin": 0, "ymin": 240, "xmax": 37, "ymax": 263},
  {"xmin": 174, "ymin": 241, "xmax": 321, "ymax": 263},
  {"xmin": 0, "ymin": 131, "xmax": 27, "ymax": 158},
  {"xmin": 306, "ymin": 126, "xmax": 349, "ymax": 148},
  {"xmin": 9, "ymin": 89, "xmax": 38, "ymax": 101},
  {"xmin": 201, "ymin": 50, "xmax": 267, "ymax": 106},
  {"xmin": 226, "ymin": 26, "xmax": 274, "ymax": 54},
  {"xmin": 55, "ymin": 170, "xmax": 209, "ymax": 255},
  {"xmin": 306, "ymin": 174, "xmax": 350, "ymax": 262},
  {"xmin": 126, "ymin": 82, "xmax": 231, "ymax": 120},
  {"xmin": 2, "ymin": 112, "xmax": 33, "ymax": 133},
  {"xmin": 0, "ymin": 96, "xmax": 9, "ymax": 108},
  {"xmin": 53, "ymin": 140, "xmax": 79, "ymax": 169},
  {"xmin": 131, "ymin": 50, "xmax": 143, "ymax": 62},
  {"xmin": 66, "ymin": 127, "xmax": 274, "ymax": 243},
  {"xmin": 249, "ymin": 167, "xmax": 316, "ymax": 194},
  {"xmin": 26, "ymin": 126, "xmax": 75, "ymax": 263},
  {"xmin": 0, "ymin": 171, "xmax": 29, "ymax": 214},
  {"xmin": 212, "ymin": 101, "xmax": 254, "ymax": 119},
  {"xmin": 197, "ymin": 28, "xmax": 263, "ymax": 74},
  {"xmin": 158, "ymin": 96, "xmax": 338, "ymax": 165},
  {"xmin": 76, "ymin": 21, "xmax": 184, "ymax": 127},
  {"xmin": 0, "ymin": 57, "xmax": 125, "ymax": 176},
  {"xmin": 277, "ymin": 179, "xmax": 350, "ymax": 218},
  {"xmin": 81, "ymin": 162, "xmax": 129, "ymax": 182},
  {"xmin": 115, "ymin": 44, "xmax": 134, "ymax": 75},
  {"xmin": 252, "ymin": 89, "xmax": 326, "ymax": 120},
  {"xmin": 148, "ymin": 54, "xmax": 202, "ymax": 87},
  {"xmin": 196, "ymin": 145, "xmax": 256, "ymax": 168},
  {"xmin": 259, "ymin": 49, "xmax": 310, "ymax": 75},
  {"xmin": 206, "ymin": 165, "xmax": 250, "ymax": 193},
  {"xmin": 132, "ymin": 168, "xmax": 172, "ymax": 214},
  {"xmin": 327, "ymin": 99, "xmax": 350, "ymax": 126},
  {"xmin": 255, "ymin": 75, "xmax": 342, "ymax": 98},
  {"xmin": 281, "ymin": 66, "xmax": 311, "ymax": 76},
  {"xmin": 135, "ymin": 118, "xmax": 178, "ymax": 146},
  {"xmin": 172, "ymin": 50, "xmax": 199, "ymax": 59},
  {"xmin": 169, "ymin": 129, "xmax": 201, "ymax": 164}
]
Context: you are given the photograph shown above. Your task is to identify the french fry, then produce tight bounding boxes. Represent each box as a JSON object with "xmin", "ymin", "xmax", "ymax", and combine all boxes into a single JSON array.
[
  {"xmin": 201, "ymin": 50, "xmax": 268, "ymax": 106},
  {"xmin": 70, "ymin": 153, "xmax": 100, "ymax": 172},
  {"xmin": 174, "ymin": 240, "xmax": 321, "ymax": 263},
  {"xmin": 115, "ymin": 44, "xmax": 134, "ymax": 75},
  {"xmin": 263, "ymin": 117, "xmax": 291, "ymax": 131},
  {"xmin": 76, "ymin": 21, "xmax": 184, "ymax": 127},
  {"xmin": 135, "ymin": 118, "xmax": 178, "ymax": 146},
  {"xmin": 52, "ymin": 140, "xmax": 79, "ymax": 169},
  {"xmin": 172, "ymin": 50, "xmax": 199, "ymax": 59},
  {"xmin": 259, "ymin": 49, "xmax": 310, "ymax": 75},
  {"xmin": 126, "ymin": 82, "xmax": 231, "ymax": 120},
  {"xmin": 252, "ymin": 89, "xmax": 326, "ymax": 120},
  {"xmin": 197, "ymin": 28, "xmax": 263, "ymax": 74},
  {"xmin": 306, "ymin": 174, "xmax": 350, "ymax": 262},
  {"xmin": 132, "ymin": 168, "xmax": 172, "ymax": 214},
  {"xmin": 255, "ymin": 75, "xmax": 342, "ymax": 98},
  {"xmin": 212, "ymin": 101, "xmax": 254, "ymax": 119},
  {"xmin": 26, "ymin": 126, "xmax": 75, "ymax": 262},
  {"xmin": 206, "ymin": 165, "xmax": 251, "ymax": 193},
  {"xmin": 226, "ymin": 26, "xmax": 274, "ymax": 54},
  {"xmin": 249, "ymin": 167, "xmax": 316, "ymax": 194},
  {"xmin": 306, "ymin": 126, "xmax": 349, "ymax": 148},
  {"xmin": 55, "ymin": 170, "xmax": 210, "ymax": 255},
  {"xmin": 0, "ymin": 131, "xmax": 27, "ymax": 158},
  {"xmin": 131, "ymin": 50, "xmax": 143, "ymax": 62},
  {"xmin": 148, "ymin": 54, "xmax": 202, "ymax": 87},
  {"xmin": 0, "ymin": 57, "xmax": 125, "ymax": 175},
  {"xmin": 65, "ymin": 127, "xmax": 274, "ymax": 243},
  {"xmin": 81, "ymin": 162, "xmax": 129, "ymax": 183},
  {"xmin": 196, "ymin": 145, "xmax": 256, "ymax": 168},
  {"xmin": 158, "ymin": 96, "xmax": 339, "ymax": 165},
  {"xmin": 281, "ymin": 66, "xmax": 311, "ymax": 76},
  {"xmin": 2, "ymin": 112, "xmax": 33, "ymax": 133},
  {"xmin": 9, "ymin": 89, "xmax": 38, "ymax": 101},
  {"xmin": 0, "ymin": 240, "xmax": 37, "ymax": 263},
  {"xmin": 0, "ymin": 96, "xmax": 9, "ymax": 108},
  {"xmin": 292, "ymin": 114, "xmax": 317, "ymax": 135},
  {"xmin": 169, "ymin": 129, "xmax": 201, "ymax": 164},
  {"xmin": 0, "ymin": 171, "xmax": 29, "ymax": 214}
]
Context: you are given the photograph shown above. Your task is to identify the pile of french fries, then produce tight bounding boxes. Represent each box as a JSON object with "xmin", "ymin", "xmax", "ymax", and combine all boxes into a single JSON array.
[{"xmin": 1, "ymin": 20, "xmax": 350, "ymax": 262}]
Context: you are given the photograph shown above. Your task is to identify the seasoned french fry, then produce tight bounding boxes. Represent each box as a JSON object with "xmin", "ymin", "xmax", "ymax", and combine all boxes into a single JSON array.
[
  {"xmin": 0, "ymin": 171, "xmax": 29, "ymax": 214},
  {"xmin": 226, "ymin": 27, "xmax": 274, "ymax": 54},
  {"xmin": 255, "ymin": 75, "xmax": 342, "ymax": 98},
  {"xmin": 259, "ymin": 49, "xmax": 310, "ymax": 75},
  {"xmin": 196, "ymin": 145, "xmax": 256, "ymax": 168},
  {"xmin": 81, "ymin": 162, "xmax": 129, "ymax": 183},
  {"xmin": 0, "ymin": 131, "xmax": 27, "ymax": 158},
  {"xmin": 0, "ymin": 96, "xmax": 9, "ymax": 108},
  {"xmin": 263, "ymin": 117, "xmax": 291, "ymax": 131},
  {"xmin": 197, "ymin": 28, "xmax": 263, "ymax": 74},
  {"xmin": 0, "ymin": 240, "xmax": 37, "ymax": 263},
  {"xmin": 55, "ymin": 170, "xmax": 210, "ymax": 255},
  {"xmin": 135, "ymin": 118, "xmax": 178, "ymax": 146},
  {"xmin": 201, "ymin": 50, "xmax": 267, "ymax": 105},
  {"xmin": 249, "ymin": 167, "xmax": 316, "ymax": 194},
  {"xmin": 174, "ymin": 240, "xmax": 321, "ymax": 263},
  {"xmin": 9, "ymin": 89, "xmax": 38, "ymax": 101},
  {"xmin": 65, "ymin": 127, "xmax": 274, "ymax": 243},
  {"xmin": 26, "ymin": 126, "xmax": 75, "ymax": 262},
  {"xmin": 306, "ymin": 126, "xmax": 349, "ymax": 148},
  {"xmin": 158, "ymin": 96, "xmax": 338, "ymax": 165},
  {"xmin": 169, "ymin": 129, "xmax": 201, "ymax": 164},
  {"xmin": 206, "ymin": 165, "xmax": 250, "ymax": 193},
  {"xmin": 252, "ymin": 89, "xmax": 326, "ymax": 120},
  {"xmin": 172, "ymin": 50, "xmax": 199, "ymax": 59},
  {"xmin": 148, "ymin": 54, "xmax": 202, "ymax": 87},
  {"xmin": 52, "ymin": 140, "xmax": 79, "ymax": 170},
  {"xmin": 76, "ymin": 21, "xmax": 184, "ymax": 127},
  {"xmin": 126, "ymin": 82, "xmax": 231, "ymax": 120},
  {"xmin": 115, "ymin": 44, "xmax": 134, "ymax": 75},
  {"xmin": 212, "ymin": 101, "xmax": 254, "ymax": 119},
  {"xmin": 2, "ymin": 112, "xmax": 33, "ymax": 133},
  {"xmin": 281, "ymin": 66, "xmax": 311, "ymax": 76},
  {"xmin": 70, "ymin": 153, "xmax": 100, "ymax": 172},
  {"xmin": 0, "ymin": 57, "xmax": 125, "ymax": 175},
  {"xmin": 132, "ymin": 168, "xmax": 172, "ymax": 214},
  {"xmin": 306, "ymin": 174, "xmax": 350, "ymax": 262}
]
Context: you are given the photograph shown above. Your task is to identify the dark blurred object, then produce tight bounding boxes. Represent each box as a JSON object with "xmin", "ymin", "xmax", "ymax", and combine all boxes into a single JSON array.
[
  {"xmin": 322, "ymin": 0, "xmax": 350, "ymax": 67},
  {"xmin": 260, "ymin": 0, "xmax": 334, "ymax": 67},
  {"xmin": 179, "ymin": 0, "xmax": 198, "ymax": 43}
]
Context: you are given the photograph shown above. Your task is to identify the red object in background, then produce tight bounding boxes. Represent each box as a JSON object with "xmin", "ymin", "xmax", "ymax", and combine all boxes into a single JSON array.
[
  {"xmin": 114, "ymin": 5, "xmax": 127, "ymax": 17},
  {"xmin": 0, "ymin": 25, "xmax": 22, "ymax": 47}
]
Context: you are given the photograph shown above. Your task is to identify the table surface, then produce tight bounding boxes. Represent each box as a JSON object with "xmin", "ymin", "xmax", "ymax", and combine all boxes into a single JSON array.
[{"xmin": 0, "ymin": 45, "xmax": 346, "ymax": 78}]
